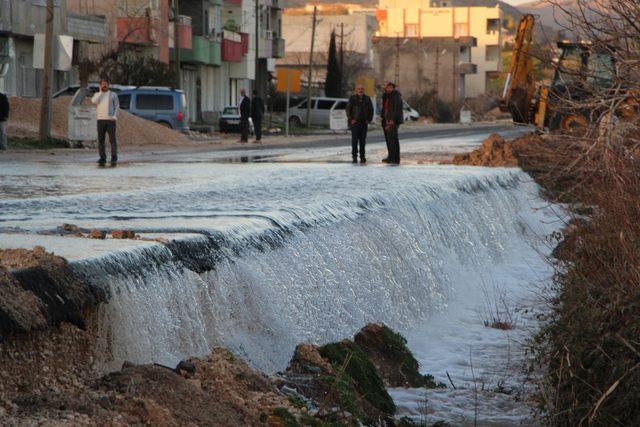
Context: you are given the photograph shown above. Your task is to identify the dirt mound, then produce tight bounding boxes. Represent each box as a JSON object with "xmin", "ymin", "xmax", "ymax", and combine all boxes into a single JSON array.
[
  {"xmin": 452, "ymin": 133, "xmax": 519, "ymax": 166},
  {"xmin": 7, "ymin": 96, "xmax": 191, "ymax": 146},
  {"xmin": 452, "ymin": 133, "xmax": 553, "ymax": 172},
  {"xmin": 0, "ymin": 247, "xmax": 104, "ymax": 339}
]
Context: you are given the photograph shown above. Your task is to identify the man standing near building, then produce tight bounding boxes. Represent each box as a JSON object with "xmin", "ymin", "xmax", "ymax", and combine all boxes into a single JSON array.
[
  {"xmin": 91, "ymin": 78, "xmax": 119, "ymax": 166},
  {"xmin": 0, "ymin": 90, "xmax": 9, "ymax": 151},
  {"xmin": 251, "ymin": 90, "xmax": 265, "ymax": 143},
  {"xmin": 381, "ymin": 82, "xmax": 404, "ymax": 164},
  {"xmin": 238, "ymin": 88, "xmax": 251, "ymax": 143},
  {"xmin": 346, "ymin": 84, "xmax": 374, "ymax": 163}
]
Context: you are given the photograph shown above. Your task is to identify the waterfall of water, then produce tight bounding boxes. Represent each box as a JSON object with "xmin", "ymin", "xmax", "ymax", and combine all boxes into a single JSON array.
[{"xmin": 66, "ymin": 169, "xmax": 554, "ymax": 374}]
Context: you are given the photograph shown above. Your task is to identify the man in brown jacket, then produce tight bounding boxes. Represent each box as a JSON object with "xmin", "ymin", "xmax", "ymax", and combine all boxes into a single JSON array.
[{"xmin": 380, "ymin": 82, "xmax": 404, "ymax": 164}]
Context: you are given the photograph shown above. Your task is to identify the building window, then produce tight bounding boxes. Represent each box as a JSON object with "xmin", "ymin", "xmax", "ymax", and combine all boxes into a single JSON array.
[
  {"xmin": 404, "ymin": 24, "xmax": 418, "ymax": 37},
  {"xmin": 459, "ymin": 45, "xmax": 471, "ymax": 63},
  {"xmin": 485, "ymin": 45, "xmax": 500, "ymax": 62},
  {"xmin": 487, "ymin": 19, "xmax": 500, "ymax": 35},
  {"xmin": 454, "ymin": 23, "xmax": 468, "ymax": 37}
]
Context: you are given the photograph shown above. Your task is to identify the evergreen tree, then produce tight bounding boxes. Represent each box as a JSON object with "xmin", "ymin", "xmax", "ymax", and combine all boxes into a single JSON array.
[{"xmin": 325, "ymin": 30, "xmax": 342, "ymax": 97}]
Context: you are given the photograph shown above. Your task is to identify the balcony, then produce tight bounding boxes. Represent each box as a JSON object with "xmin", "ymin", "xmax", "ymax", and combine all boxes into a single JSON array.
[
  {"xmin": 210, "ymin": 40, "xmax": 221, "ymax": 66},
  {"xmin": 180, "ymin": 36, "xmax": 209, "ymax": 63},
  {"xmin": 117, "ymin": 17, "xmax": 157, "ymax": 45},
  {"xmin": 224, "ymin": 0, "xmax": 242, "ymax": 5},
  {"xmin": 272, "ymin": 37, "xmax": 285, "ymax": 58},
  {"xmin": 272, "ymin": 0, "xmax": 283, "ymax": 9},
  {"xmin": 240, "ymin": 32, "xmax": 249, "ymax": 55},
  {"xmin": 222, "ymin": 31, "xmax": 242, "ymax": 62},
  {"xmin": 258, "ymin": 35, "xmax": 272, "ymax": 59},
  {"xmin": 169, "ymin": 15, "xmax": 193, "ymax": 50},
  {"xmin": 458, "ymin": 63, "xmax": 477, "ymax": 74},
  {"xmin": 67, "ymin": 14, "xmax": 107, "ymax": 43}
]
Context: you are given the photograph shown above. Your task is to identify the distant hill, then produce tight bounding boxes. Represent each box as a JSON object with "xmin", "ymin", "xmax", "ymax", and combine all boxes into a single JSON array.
[{"xmin": 517, "ymin": 0, "xmax": 591, "ymax": 31}]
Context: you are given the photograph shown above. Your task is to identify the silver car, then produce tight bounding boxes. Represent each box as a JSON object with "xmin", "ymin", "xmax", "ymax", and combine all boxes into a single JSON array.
[{"xmin": 288, "ymin": 97, "xmax": 348, "ymax": 128}]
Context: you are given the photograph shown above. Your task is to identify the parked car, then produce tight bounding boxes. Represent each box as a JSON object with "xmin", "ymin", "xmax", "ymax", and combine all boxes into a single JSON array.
[
  {"xmin": 117, "ymin": 87, "xmax": 189, "ymax": 132},
  {"xmin": 403, "ymin": 101, "xmax": 420, "ymax": 121},
  {"xmin": 375, "ymin": 100, "xmax": 420, "ymax": 122},
  {"xmin": 218, "ymin": 106, "xmax": 254, "ymax": 134},
  {"xmin": 52, "ymin": 83, "xmax": 136, "ymax": 98},
  {"xmin": 288, "ymin": 97, "xmax": 348, "ymax": 128}
]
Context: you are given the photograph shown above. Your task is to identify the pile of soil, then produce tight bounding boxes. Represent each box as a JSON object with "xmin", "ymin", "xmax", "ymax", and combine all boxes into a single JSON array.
[
  {"xmin": 7, "ymin": 96, "xmax": 191, "ymax": 146},
  {"xmin": 0, "ymin": 247, "xmax": 104, "ymax": 339},
  {"xmin": 452, "ymin": 133, "xmax": 519, "ymax": 166}
]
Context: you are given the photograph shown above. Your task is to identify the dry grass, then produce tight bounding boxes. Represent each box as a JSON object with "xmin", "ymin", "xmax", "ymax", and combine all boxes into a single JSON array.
[{"xmin": 520, "ymin": 120, "xmax": 640, "ymax": 425}]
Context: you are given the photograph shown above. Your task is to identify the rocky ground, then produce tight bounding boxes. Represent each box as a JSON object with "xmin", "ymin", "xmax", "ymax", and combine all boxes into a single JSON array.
[{"xmin": 1, "ymin": 248, "xmax": 438, "ymax": 425}]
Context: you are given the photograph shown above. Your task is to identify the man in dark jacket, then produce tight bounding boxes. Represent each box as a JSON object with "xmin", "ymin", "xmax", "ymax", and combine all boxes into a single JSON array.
[
  {"xmin": 0, "ymin": 91, "xmax": 9, "ymax": 151},
  {"xmin": 346, "ymin": 84, "xmax": 374, "ymax": 163},
  {"xmin": 380, "ymin": 82, "xmax": 404, "ymax": 164},
  {"xmin": 250, "ymin": 90, "xmax": 265, "ymax": 143},
  {"xmin": 238, "ymin": 88, "xmax": 251, "ymax": 143}
]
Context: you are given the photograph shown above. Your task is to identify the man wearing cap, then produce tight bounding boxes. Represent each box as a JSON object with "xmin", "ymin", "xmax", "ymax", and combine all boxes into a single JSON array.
[
  {"xmin": 91, "ymin": 78, "xmax": 120, "ymax": 166},
  {"xmin": 380, "ymin": 82, "xmax": 404, "ymax": 164},
  {"xmin": 346, "ymin": 84, "xmax": 374, "ymax": 163}
]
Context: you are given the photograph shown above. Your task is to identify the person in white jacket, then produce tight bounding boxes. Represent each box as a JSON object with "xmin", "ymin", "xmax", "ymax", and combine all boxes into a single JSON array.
[{"xmin": 91, "ymin": 78, "xmax": 120, "ymax": 166}]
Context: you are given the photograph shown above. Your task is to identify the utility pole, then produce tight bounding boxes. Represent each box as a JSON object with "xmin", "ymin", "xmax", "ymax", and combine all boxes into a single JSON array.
[
  {"xmin": 255, "ymin": 0, "xmax": 260, "ymax": 95},
  {"xmin": 305, "ymin": 6, "xmax": 317, "ymax": 128},
  {"xmin": 174, "ymin": 0, "xmax": 181, "ymax": 89},
  {"xmin": 339, "ymin": 23, "xmax": 344, "ymax": 96},
  {"xmin": 38, "ymin": 0, "xmax": 54, "ymax": 142},
  {"xmin": 394, "ymin": 33, "xmax": 400, "ymax": 85}
]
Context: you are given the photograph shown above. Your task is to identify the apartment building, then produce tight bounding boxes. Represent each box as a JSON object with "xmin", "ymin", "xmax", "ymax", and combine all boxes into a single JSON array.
[
  {"xmin": 277, "ymin": 5, "xmax": 377, "ymax": 91},
  {"xmin": 0, "ymin": 0, "xmax": 108, "ymax": 96},
  {"xmin": 117, "ymin": 0, "xmax": 283, "ymax": 123},
  {"xmin": 376, "ymin": 0, "xmax": 504, "ymax": 97}
]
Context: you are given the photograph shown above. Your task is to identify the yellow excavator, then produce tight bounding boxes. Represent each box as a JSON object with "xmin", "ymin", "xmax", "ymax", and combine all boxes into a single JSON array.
[{"xmin": 500, "ymin": 14, "xmax": 638, "ymax": 131}]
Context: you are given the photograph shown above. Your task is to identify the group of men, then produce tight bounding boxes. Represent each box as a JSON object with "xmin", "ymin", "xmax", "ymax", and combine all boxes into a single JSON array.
[
  {"xmin": 346, "ymin": 81, "xmax": 403, "ymax": 164},
  {"xmin": 1, "ymin": 78, "xmax": 404, "ymax": 165}
]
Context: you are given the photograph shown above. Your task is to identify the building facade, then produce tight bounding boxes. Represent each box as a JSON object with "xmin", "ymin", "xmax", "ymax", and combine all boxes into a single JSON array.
[
  {"xmin": 277, "ymin": 6, "xmax": 377, "ymax": 92},
  {"xmin": 372, "ymin": 36, "xmax": 476, "ymax": 103},
  {"xmin": 0, "ymin": 0, "xmax": 108, "ymax": 96},
  {"xmin": 376, "ymin": 0, "xmax": 503, "ymax": 97}
]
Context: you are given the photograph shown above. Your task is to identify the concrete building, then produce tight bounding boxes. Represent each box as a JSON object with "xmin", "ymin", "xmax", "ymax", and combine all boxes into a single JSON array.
[
  {"xmin": 0, "ymin": 0, "xmax": 108, "ymax": 96},
  {"xmin": 376, "ymin": 0, "xmax": 504, "ymax": 97},
  {"xmin": 175, "ymin": 0, "xmax": 283, "ymax": 122},
  {"xmin": 277, "ymin": 5, "xmax": 377, "ymax": 92},
  {"xmin": 372, "ymin": 36, "xmax": 476, "ymax": 103}
]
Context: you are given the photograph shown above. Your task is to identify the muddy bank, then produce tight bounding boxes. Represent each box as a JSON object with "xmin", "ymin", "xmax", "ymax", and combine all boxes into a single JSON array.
[{"xmin": 0, "ymin": 248, "xmax": 436, "ymax": 424}]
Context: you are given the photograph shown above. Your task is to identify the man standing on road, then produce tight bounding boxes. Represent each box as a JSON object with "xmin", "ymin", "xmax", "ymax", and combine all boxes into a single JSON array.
[
  {"xmin": 91, "ymin": 78, "xmax": 119, "ymax": 166},
  {"xmin": 238, "ymin": 88, "xmax": 251, "ymax": 143},
  {"xmin": 251, "ymin": 90, "xmax": 265, "ymax": 143},
  {"xmin": 381, "ymin": 82, "xmax": 404, "ymax": 164},
  {"xmin": 0, "ymin": 90, "xmax": 9, "ymax": 151},
  {"xmin": 346, "ymin": 84, "xmax": 374, "ymax": 163}
]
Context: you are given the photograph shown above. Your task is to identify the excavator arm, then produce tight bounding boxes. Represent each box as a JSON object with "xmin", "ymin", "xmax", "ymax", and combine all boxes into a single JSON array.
[{"xmin": 500, "ymin": 15, "xmax": 539, "ymax": 126}]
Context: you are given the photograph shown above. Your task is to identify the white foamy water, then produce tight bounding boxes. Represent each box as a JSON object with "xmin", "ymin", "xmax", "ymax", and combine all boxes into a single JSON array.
[{"xmin": 0, "ymin": 160, "xmax": 558, "ymax": 425}]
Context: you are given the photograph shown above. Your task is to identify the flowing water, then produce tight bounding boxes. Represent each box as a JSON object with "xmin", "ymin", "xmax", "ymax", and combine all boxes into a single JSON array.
[{"xmin": 0, "ymin": 159, "xmax": 559, "ymax": 425}]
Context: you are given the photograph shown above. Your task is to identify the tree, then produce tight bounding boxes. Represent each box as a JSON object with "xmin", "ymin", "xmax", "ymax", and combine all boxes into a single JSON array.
[{"xmin": 325, "ymin": 30, "xmax": 342, "ymax": 97}]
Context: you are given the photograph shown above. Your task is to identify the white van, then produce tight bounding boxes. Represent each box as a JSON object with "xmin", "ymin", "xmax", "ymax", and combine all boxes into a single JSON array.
[{"xmin": 288, "ymin": 97, "xmax": 348, "ymax": 128}]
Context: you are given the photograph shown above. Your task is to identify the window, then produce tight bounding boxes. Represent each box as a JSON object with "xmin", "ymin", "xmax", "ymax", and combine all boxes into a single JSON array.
[
  {"xmin": 454, "ymin": 23, "xmax": 468, "ymax": 38},
  {"xmin": 334, "ymin": 101, "xmax": 347, "ymax": 110},
  {"xmin": 297, "ymin": 99, "xmax": 316, "ymax": 109},
  {"xmin": 485, "ymin": 45, "xmax": 500, "ymax": 62},
  {"xmin": 404, "ymin": 24, "xmax": 418, "ymax": 37},
  {"xmin": 316, "ymin": 99, "xmax": 335, "ymax": 110},
  {"xmin": 119, "ymin": 94, "xmax": 131, "ymax": 110},
  {"xmin": 486, "ymin": 19, "xmax": 500, "ymax": 35},
  {"xmin": 136, "ymin": 94, "xmax": 174, "ymax": 110}
]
